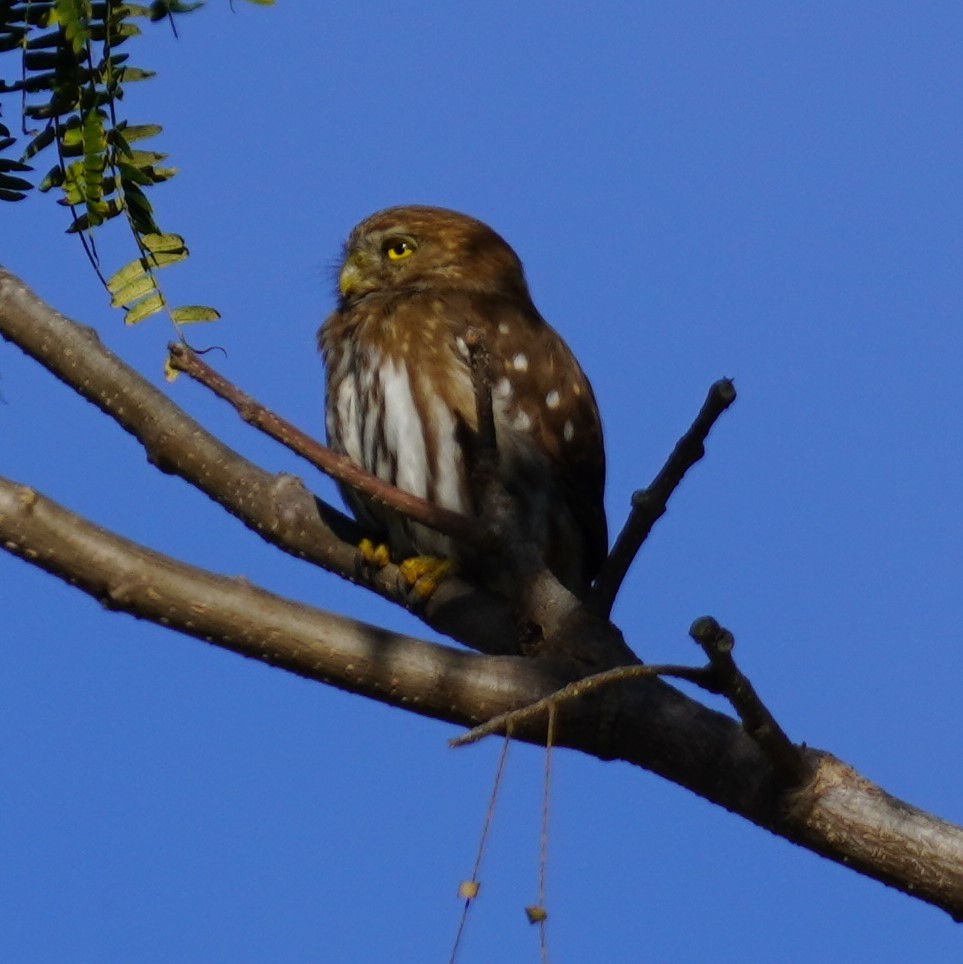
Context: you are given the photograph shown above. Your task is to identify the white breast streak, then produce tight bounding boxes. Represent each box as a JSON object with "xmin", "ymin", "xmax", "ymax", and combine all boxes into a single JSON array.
[
  {"xmin": 426, "ymin": 391, "xmax": 467, "ymax": 513},
  {"xmin": 380, "ymin": 357, "xmax": 429, "ymax": 498}
]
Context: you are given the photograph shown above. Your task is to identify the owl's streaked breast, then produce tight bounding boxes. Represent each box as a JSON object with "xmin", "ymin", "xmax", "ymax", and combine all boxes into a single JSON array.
[
  {"xmin": 324, "ymin": 333, "xmax": 474, "ymax": 560},
  {"xmin": 319, "ymin": 205, "xmax": 608, "ymax": 598}
]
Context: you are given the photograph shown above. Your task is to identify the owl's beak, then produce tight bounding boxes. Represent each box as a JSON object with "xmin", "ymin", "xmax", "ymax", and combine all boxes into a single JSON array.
[{"xmin": 338, "ymin": 252, "xmax": 367, "ymax": 298}]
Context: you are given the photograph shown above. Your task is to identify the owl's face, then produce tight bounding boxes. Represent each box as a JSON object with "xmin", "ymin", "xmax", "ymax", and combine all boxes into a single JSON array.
[{"xmin": 336, "ymin": 205, "xmax": 530, "ymax": 306}]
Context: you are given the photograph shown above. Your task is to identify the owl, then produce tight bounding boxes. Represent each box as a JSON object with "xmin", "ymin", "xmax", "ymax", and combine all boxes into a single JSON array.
[{"xmin": 318, "ymin": 205, "xmax": 606, "ymax": 599}]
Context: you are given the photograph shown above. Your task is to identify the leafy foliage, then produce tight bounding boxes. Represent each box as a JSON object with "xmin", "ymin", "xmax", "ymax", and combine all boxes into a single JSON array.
[{"xmin": 0, "ymin": 1, "xmax": 272, "ymax": 325}]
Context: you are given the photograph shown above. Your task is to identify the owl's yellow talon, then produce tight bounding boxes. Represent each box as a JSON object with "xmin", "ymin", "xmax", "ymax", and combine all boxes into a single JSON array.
[
  {"xmin": 398, "ymin": 555, "xmax": 454, "ymax": 600},
  {"xmin": 359, "ymin": 538, "xmax": 391, "ymax": 569}
]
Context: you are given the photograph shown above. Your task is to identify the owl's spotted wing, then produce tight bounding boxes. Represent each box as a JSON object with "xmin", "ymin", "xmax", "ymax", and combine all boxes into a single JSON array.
[{"xmin": 468, "ymin": 293, "xmax": 607, "ymax": 589}]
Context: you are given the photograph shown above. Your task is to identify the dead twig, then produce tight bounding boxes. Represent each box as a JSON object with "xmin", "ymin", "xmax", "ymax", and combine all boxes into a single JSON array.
[
  {"xmin": 450, "ymin": 661, "xmax": 716, "ymax": 748},
  {"xmin": 689, "ymin": 615, "xmax": 806, "ymax": 785},
  {"xmin": 589, "ymin": 378, "xmax": 736, "ymax": 617},
  {"xmin": 167, "ymin": 342, "xmax": 486, "ymax": 548}
]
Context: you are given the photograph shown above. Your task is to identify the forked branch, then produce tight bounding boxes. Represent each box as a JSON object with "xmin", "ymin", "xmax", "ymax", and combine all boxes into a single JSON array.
[
  {"xmin": 4, "ymin": 267, "xmax": 963, "ymax": 919},
  {"xmin": 3, "ymin": 472, "xmax": 963, "ymax": 919}
]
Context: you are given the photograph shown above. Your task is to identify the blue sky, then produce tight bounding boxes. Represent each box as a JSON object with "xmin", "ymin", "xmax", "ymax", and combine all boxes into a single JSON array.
[{"xmin": 4, "ymin": 3, "xmax": 963, "ymax": 960}]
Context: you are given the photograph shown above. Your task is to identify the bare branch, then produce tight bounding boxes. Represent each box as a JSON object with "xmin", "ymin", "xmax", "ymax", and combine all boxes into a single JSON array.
[
  {"xmin": 3, "ymin": 473, "xmax": 963, "ymax": 918},
  {"xmin": 0, "ymin": 475, "xmax": 531, "ymax": 718},
  {"xmin": 690, "ymin": 615, "xmax": 805, "ymax": 785},
  {"xmin": 590, "ymin": 378, "xmax": 736, "ymax": 617},
  {"xmin": 6, "ymin": 268, "xmax": 963, "ymax": 919},
  {"xmin": 450, "ymin": 662, "xmax": 716, "ymax": 748},
  {"xmin": 166, "ymin": 342, "xmax": 487, "ymax": 548},
  {"xmin": 0, "ymin": 266, "xmax": 521, "ymax": 656}
]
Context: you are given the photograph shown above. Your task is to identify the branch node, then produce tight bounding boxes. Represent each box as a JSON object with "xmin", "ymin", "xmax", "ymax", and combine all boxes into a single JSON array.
[
  {"xmin": 689, "ymin": 615, "xmax": 805, "ymax": 785},
  {"xmin": 589, "ymin": 378, "xmax": 737, "ymax": 617}
]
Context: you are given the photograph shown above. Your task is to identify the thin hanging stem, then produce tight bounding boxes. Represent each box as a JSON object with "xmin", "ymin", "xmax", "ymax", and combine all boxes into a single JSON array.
[
  {"xmin": 449, "ymin": 734, "xmax": 512, "ymax": 964},
  {"xmin": 537, "ymin": 704, "xmax": 556, "ymax": 963}
]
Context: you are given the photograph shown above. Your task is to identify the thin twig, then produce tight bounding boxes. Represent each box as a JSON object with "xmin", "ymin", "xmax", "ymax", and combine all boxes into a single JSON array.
[
  {"xmin": 536, "ymin": 705, "xmax": 555, "ymax": 962},
  {"xmin": 689, "ymin": 616, "xmax": 805, "ymax": 785},
  {"xmin": 167, "ymin": 342, "xmax": 486, "ymax": 548},
  {"xmin": 449, "ymin": 735, "xmax": 512, "ymax": 964},
  {"xmin": 589, "ymin": 378, "xmax": 737, "ymax": 618},
  {"xmin": 449, "ymin": 662, "xmax": 716, "ymax": 748}
]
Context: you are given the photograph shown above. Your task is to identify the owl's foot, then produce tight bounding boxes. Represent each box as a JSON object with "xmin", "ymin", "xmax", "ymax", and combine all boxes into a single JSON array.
[
  {"xmin": 358, "ymin": 537, "xmax": 392, "ymax": 570},
  {"xmin": 398, "ymin": 555, "xmax": 454, "ymax": 601}
]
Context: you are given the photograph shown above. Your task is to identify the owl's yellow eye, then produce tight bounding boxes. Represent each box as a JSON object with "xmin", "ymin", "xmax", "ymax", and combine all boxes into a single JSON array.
[{"xmin": 384, "ymin": 239, "xmax": 415, "ymax": 261}]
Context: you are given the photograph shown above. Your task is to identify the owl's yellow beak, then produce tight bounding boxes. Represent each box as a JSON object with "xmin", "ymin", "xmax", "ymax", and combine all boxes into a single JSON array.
[{"xmin": 339, "ymin": 252, "xmax": 367, "ymax": 298}]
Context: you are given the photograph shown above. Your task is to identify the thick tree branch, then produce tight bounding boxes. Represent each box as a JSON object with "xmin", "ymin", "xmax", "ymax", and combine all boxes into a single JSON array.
[
  {"xmin": 0, "ymin": 266, "xmax": 520, "ymax": 656},
  {"xmin": 2, "ymin": 475, "xmax": 963, "ymax": 918},
  {"xmin": 5, "ymin": 268, "xmax": 963, "ymax": 919}
]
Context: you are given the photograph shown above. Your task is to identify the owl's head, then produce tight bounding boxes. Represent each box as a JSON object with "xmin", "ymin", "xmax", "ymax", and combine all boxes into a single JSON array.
[{"xmin": 336, "ymin": 205, "xmax": 530, "ymax": 305}]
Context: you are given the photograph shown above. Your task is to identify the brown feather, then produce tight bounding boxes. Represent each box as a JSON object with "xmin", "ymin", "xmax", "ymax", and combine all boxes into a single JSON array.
[{"xmin": 319, "ymin": 205, "xmax": 606, "ymax": 597}]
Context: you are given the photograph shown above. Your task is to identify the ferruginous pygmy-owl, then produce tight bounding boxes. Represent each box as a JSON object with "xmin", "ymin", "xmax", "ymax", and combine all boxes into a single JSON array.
[{"xmin": 318, "ymin": 205, "xmax": 606, "ymax": 598}]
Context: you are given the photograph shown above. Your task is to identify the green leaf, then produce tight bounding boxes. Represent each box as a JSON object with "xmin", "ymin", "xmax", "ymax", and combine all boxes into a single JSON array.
[
  {"xmin": 149, "ymin": 1, "xmax": 204, "ymax": 20},
  {"xmin": 0, "ymin": 172, "xmax": 35, "ymax": 193},
  {"xmin": 145, "ymin": 247, "xmax": 187, "ymax": 268},
  {"xmin": 124, "ymin": 149, "xmax": 168, "ymax": 166},
  {"xmin": 24, "ymin": 125, "xmax": 57, "ymax": 159},
  {"xmin": 141, "ymin": 232, "xmax": 186, "ymax": 253},
  {"xmin": 117, "ymin": 160, "xmax": 153, "ymax": 186},
  {"xmin": 170, "ymin": 305, "xmax": 221, "ymax": 324},
  {"xmin": 61, "ymin": 125, "xmax": 85, "ymax": 149},
  {"xmin": 0, "ymin": 32, "xmax": 29, "ymax": 54},
  {"xmin": 38, "ymin": 165, "xmax": 65, "ymax": 192},
  {"xmin": 0, "ymin": 157, "xmax": 33, "ymax": 174},
  {"xmin": 124, "ymin": 291, "xmax": 165, "ymax": 325},
  {"xmin": 110, "ymin": 271, "xmax": 158, "ymax": 307},
  {"xmin": 143, "ymin": 164, "xmax": 176, "ymax": 183},
  {"xmin": 66, "ymin": 212, "xmax": 91, "ymax": 232},
  {"xmin": 116, "ymin": 66, "xmax": 155, "ymax": 82},
  {"xmin": 118, "ymin": 123, "xmax": 163, "ymax": 144},
  {"xmin": 23, "ymin": 50, "xmax": 63, "ymax": 70},
  {"xmin": 106, "ymin": 256, "xmax": 150, "ymax": 294}
]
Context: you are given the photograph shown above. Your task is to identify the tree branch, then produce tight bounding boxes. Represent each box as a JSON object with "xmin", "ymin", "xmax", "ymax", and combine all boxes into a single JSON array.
[
  {"xmin": 590, "ymin": 378, "xmax": 736, "ymax": 617},
  {"xmin": 0, "ymin": 265, "xmax": 521, "ymax": 656},
  {"xmin": 2, "ymin": 474, "xmax": 963, "ymax": 919},
  {"xmin": 5, "ymin": 267, "xmax": 963, "ymax": 919},
  {"xmin": 166, "ymin": 341, "xmax": 487, "ymax": 549},
  {"xmin": 690, "ymin": 615, "xmax": 805, "ymax": 784}
]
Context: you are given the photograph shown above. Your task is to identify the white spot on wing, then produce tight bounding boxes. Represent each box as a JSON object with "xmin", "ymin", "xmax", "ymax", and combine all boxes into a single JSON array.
[
  {"xmin": 513, "ymin": 410, "xmax": 532, "ymax": 431},
  {"xmin": 512, "ymin": 353, "xmax": 529, "ymax": 372},
  {"xmin": 563, "ymin": 419, "xmax": 575, "ymax": 442},
  {"xmin": 545, "ymin": 389, "xmax": 561, "ymax": 409},
  {"xmin": 498, "ymin": 322, "xmax": 511, "ymax": 335},
  {"xmin": 494, "ymin": 377, "xmax": 513, "ymax": 400}
]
